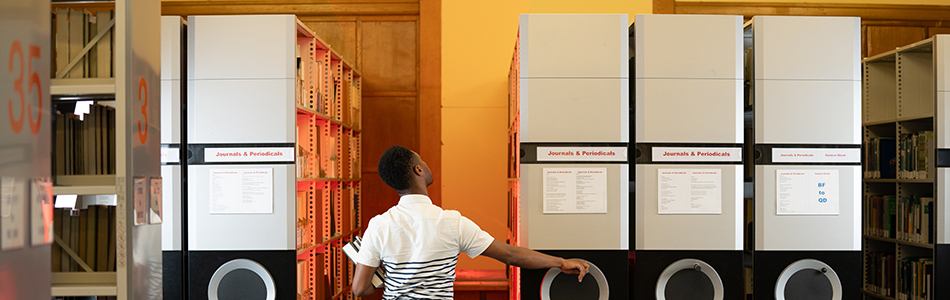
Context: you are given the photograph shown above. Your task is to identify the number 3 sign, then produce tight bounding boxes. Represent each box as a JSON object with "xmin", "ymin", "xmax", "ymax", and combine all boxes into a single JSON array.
[{"xmin": 137, "ymin": 77, "xmax": 148, "ymax": 144}]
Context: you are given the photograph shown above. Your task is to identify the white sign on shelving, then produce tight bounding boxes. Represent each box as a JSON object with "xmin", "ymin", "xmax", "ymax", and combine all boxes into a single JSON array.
[
  {"xmin": 542, "ymin": 168, "xmax": 607, "ymax": 214},
  {"xmin": 657, "ymin": 169, "xmax": 722, "ymax": 214},
  {"xmin": 209, "ymin": 168, "xmax": 274, "ymax": 214},
  {"xmin": 775, "ymin": 170, "xmax": 839, "ymax": 215}
]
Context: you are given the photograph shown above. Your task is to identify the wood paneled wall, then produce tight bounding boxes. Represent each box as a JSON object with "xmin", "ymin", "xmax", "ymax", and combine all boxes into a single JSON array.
[
  {"xmin": 162, "ymin": 0, "xmax": 440, "ymax": 240},
  {"xmin": 655, "ymin": 1, "xmax": 950, "ymax": 57}
]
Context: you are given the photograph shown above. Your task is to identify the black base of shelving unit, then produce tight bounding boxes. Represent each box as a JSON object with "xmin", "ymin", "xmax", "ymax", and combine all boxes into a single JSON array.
[
  {"xmin": 188, "ymin": 250, "xmax": 296, "ymax": 300},
  {"xmin": 520, "ymin": 250, "xmax": 628, "ymax": 300},
  {"xmin": 633, "ymin": 250, "xmax": 744, "ymax": 300},
  {"xmin": 753, "ymin": 250, "xmax": 860, "ymax": 300},
  {"xmin": 163, "ymin": 250, "xmax": 184, "ymax": 300}
]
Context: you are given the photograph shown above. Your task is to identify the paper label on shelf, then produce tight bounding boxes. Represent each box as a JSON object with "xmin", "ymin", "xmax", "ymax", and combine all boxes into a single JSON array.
[
  {"xmin": 133, "ymin": 177, "xmax": 148, "ymax": 226},
  {"xmin": 210, "ymin": 169, "xmax": 274, "ymax": 214},
  {"xmin": 149, "ymin": 178, "xmax": 162, "ymax": 224},
  {"xmin": 657, "ymin": 169, "xmax": 722, "ymax": 214},
  {"xmin": 205, "ymin": 147, "xmax": 294, "ymax": 163},
  {"xmin": 30, "ymin": 179, "xmax": 54, "ymax": 246},
  {"xmin": 537, "ymin": 147, "xmax": 627, "ymax": 162},
  {"xmin": 1, "ymin": 177, "xmax": 27, "ymax": 250},
  {"xmin": 161, "ymin": 146, "xmax": 180, "ymax": 163},
  {"xmin": 772, "ymin": 148, "xmax": 860, "ymax": 163},
  {"xmin": 776, "ymin": 170, "xmax": 839, "ymax": 215},
  {"xmin": 542, "ymin": 168, "xmax": 607, "ymax": 214},
  {"xmin": 652, "ymin": 147, "xmax": 742, "ymax": 162}
]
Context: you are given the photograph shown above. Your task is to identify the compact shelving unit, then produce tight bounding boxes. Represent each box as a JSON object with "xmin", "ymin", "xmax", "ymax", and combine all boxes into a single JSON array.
[
  {"xmin": 862, "ymin": 34, "xmax": 949, "ymax": 300},
  {"xmin": 185, "ymin": 15, "xmax": 361, "ymax": 300},
  {"xmin": 0, "ymin": 0, "xmax": 53, "ymax": 299},
  {"xmin": 506, "ymin": 32, "xmax": 521, "ymax": 300},
  {"xmin": 47, "ymin": 0, "xmax": 163, "ymax": 299}
]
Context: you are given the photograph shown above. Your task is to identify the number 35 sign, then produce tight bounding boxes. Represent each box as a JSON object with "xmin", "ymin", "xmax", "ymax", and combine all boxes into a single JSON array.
[{"xmin": 5, "ymin": 40, "xmax": 44, "ymax": 136}]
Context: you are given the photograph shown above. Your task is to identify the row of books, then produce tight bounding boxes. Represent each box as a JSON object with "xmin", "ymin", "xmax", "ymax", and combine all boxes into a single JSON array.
[
  {"xmin": 53, "ymin": 8, "xmax": 113, "ymax": 79},
  {"xmin": 53, "ymin": 105, "xmax": 116, "ymax": 176},
  {"xmin": 865, "ymin": 194, "xmax": 934, "ymax": 244},
  {"xmin": 51, "ymin": 206, "xmax": 116, "ymax": 272},
  {"xmin": 295, "ymin": 43, "xmax": 325, "ymax": 114},
  {"xmin": 866, "ymin": 251, "xmax": 895, "ymax": 297},
  {"xmin": 296, "ymin": 124, "xmax": 361, "ymax": 180},
  {"xmin": 324, "ymin": 131, "xmax": 359, "ymax": 179},
  {"xmin": 335, "ymin": 78, "xmax": 361, "ymax": 127},
  {"xmin": 863, "ymin": 131, "xmax": 935, "ymax": 180},
  {"xmin": 294, "ymin": 185, "xmax": 360, "ymax": 251},
  {"xmin": 897, "ymin": 256, "xmax": 934, "ymax": 300},
  {"xmin": 864, "ymin": 137, "xmax": 895, "ymax": 179},
  {"xmin": 897, "ymin": 131, "xmax": 934, "ymax": 180}
]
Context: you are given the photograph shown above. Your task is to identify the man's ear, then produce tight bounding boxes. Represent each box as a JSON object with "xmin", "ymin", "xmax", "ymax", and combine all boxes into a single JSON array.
[{"xmin": 414, "ymin": 164, "xmax": 424, "ymax": 176}]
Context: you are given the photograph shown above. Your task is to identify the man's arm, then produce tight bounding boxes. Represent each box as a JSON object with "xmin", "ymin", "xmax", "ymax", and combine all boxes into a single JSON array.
[
  {"xmin": 480, "ymin": 239, "xmax": 590, "ymax": 281},
  {"xmin": 352, "ymin": 263, "xmax": 379, "ymax": 296}
]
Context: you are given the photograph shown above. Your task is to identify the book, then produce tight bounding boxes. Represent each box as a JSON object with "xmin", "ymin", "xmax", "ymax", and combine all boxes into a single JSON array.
[
  {"xmin": 78, "ymin": 208, "xmax": 87, "ymax": 269},
  {"xmin": 96, "ymin": 205, "xmax": 109, "ymax": 271},
  {"xmin": 86, "ymin": 11, "xmax": 97, "ymax": 78},
  {"xmin": 107, "ymin": 205, "xmax": 116, "ymax": 271},
  {"xmin": 921, "ymin": 197, "xmax": 933, "ymax": 244},
  {"xmin": 341, "ymin": 236, "xmax": 384, "ymax": 289},
  {"xmin": 52, "ymin": 209, "xmax": 63, "ymax": 272},
  {"xmin": 54, "ymin": 111, "xmax": 66, "ymax": 175},
  {"xmin": 916, "ymin": 131, "xmax": 934, "ymax": 180},
  {"xmin": 68, "ymin": 8, "xmax": 84, "ymax": 79},
  {"xmin": 85, "ymin": 205, "xmax": 98, "ymax": 270},
  {"xmin": 96, "ymin": 11, "xmax": 112, "ymax": 78},
  {"xmin": 69, "ymin": 209, "xmax": 79, "ymax": 271},
  {"xmin": 55, "ymin": 9, "xmax": 69, "ymax": 77}
]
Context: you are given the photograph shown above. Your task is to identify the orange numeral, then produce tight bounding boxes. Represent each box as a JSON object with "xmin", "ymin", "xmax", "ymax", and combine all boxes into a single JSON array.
[
  {"xmin": 7, "ymin": 40, "xmax": 24, "ymax": 133},
  {"xmin": 137, "ymin": 77, "xmax": 148, "ymax": 143},
  {"xmin": 27, "ymin": 44, "xmax": 42, "ymax": 134}
]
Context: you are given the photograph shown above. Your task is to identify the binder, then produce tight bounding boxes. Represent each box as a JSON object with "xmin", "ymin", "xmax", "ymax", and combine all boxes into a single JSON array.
[{"xmin": 341, "ymin": 236, "xmax": 384, "ymax": 288}]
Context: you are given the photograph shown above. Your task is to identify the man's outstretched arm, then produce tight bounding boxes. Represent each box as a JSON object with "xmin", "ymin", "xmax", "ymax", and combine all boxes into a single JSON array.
[{"xmin": 480, "ymin": 239, "xmax": 590, "ymax": 281}]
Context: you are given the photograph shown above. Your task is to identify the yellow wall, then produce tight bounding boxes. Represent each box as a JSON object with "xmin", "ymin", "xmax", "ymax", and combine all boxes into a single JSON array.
[
  {"xmin": 442, "ymin": 0, "xmax": 650, "ymax": 270},
  {"xmin": 678, "ymin": 0, "xmax": 949, "ymax": 4}
]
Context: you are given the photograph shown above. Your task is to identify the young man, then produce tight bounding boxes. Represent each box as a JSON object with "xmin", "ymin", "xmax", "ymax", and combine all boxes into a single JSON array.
[{"xmin": 352, "ymin": 145, "xmax": 590, "ymax": 298}]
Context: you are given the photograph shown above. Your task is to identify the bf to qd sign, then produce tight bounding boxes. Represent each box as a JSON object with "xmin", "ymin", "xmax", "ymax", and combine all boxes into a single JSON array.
[
  {"xmin": 7, "ymin": 40, "xmax": 43, "ymax": 136},
  {"xmin": 137, "ymin": 77, "xmax": 148, "ymax": 144}
]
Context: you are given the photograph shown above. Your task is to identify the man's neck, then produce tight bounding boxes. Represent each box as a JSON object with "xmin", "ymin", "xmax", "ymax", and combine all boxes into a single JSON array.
[{"xmin": 397, "ymin": 186, "xmax": 428, "ymax": 197}]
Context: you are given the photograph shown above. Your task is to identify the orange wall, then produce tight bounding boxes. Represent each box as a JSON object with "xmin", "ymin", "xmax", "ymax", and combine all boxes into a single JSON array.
[
  {"xmin": 679, "ymin": 0, "xmax": 949, "ymax": 3},
  {"xmin": 442, "ymin": 0, "xmax": 650, "ymax": 270}
]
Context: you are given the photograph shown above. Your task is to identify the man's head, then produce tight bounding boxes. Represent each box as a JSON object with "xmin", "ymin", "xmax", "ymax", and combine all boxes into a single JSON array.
[{"xmin": 378, "ymin": 145, "xmax": 432, "ymax": 193}]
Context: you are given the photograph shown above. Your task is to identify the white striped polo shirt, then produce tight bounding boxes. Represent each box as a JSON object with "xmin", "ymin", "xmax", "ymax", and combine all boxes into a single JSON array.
[{"xmin": 353, "ymin": 194, "xmax": 494, "ymax": 299}]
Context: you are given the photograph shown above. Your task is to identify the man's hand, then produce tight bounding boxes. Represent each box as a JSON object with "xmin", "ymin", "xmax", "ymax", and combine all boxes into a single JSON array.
[{"xmin": 558, "ymin": 259, "xmax": 590, "ymax": 282}]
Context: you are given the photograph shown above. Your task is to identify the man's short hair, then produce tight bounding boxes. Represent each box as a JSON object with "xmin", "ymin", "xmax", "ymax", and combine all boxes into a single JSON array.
[{"xmin": 378, "ymin": 145, "xmax": 416, "ymax": 191}]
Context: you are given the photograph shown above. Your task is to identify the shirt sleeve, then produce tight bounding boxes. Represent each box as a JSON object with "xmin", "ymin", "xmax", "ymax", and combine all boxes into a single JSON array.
[
  {"xmin": 353, "ymin": 217, "xmax": 382, "ymax": 267},
  {"xmin": 458, "ymin": 215, "xmax": 494, "ymax": 258}
]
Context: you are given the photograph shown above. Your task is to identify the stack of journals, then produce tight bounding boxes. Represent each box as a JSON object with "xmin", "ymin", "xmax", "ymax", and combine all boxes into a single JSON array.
[{"xmin": 53, "ymin": 106, "xmax": 116, "ymax": 176}]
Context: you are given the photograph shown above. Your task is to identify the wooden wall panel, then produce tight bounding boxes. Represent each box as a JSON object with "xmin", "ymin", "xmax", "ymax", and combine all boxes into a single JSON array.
[
  {"xmin": 161, "ymin": 1, "xmax": 419, "ymax": 16},
  {"xmin": 304, "ymin": 21, "xmax": 359, "ymax": 67},
  {"xmin": 866, "ymin": 26, "xmax": 927, "ymax": 57},
  {"xmin": 930, "ymin": 27, "xmax": 950, "ymax": 37},
  {"xmin": 361, "ymin": 21, "xmax": 419, "ymax": 93},
  {"xmin": 360, "ymin": 96, "xmax": 419, "ymax": 172}
]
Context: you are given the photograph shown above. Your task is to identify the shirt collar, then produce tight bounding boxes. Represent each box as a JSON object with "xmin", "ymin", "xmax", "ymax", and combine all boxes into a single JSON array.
[{"xmin": 398, "ymin": 194, "xmax": 433, "ymax": 206}]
